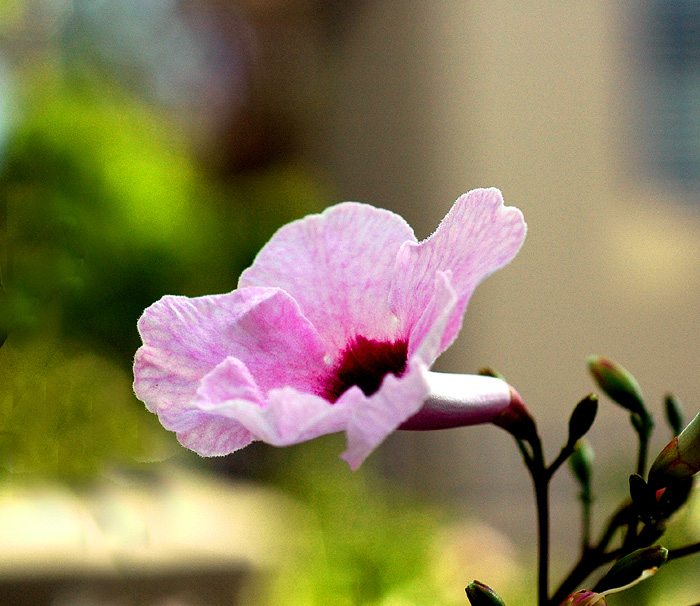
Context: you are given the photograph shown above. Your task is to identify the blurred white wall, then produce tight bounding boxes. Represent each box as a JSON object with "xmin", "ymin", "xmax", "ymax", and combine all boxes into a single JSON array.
[{"xmin": 326, "ymin": 0, "xmax": 700, "ymax": 572}]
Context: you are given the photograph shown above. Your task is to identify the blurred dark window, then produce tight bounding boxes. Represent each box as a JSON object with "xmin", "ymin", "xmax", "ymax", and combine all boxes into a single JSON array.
[{"xmin": 640, "ymin": 0, "xmax": 700, "ymax": 183}]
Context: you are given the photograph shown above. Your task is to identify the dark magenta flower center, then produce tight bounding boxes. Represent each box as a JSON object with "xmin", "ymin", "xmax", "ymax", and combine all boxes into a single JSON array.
[{"xmin": 324, "ymin": 336, "xmax": 409, "ymax": 402}]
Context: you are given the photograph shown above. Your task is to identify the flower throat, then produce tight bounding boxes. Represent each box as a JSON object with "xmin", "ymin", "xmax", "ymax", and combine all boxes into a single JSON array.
[{"xmin": 324, "ymin": 336, "xmax": 408, "ymax": 402}]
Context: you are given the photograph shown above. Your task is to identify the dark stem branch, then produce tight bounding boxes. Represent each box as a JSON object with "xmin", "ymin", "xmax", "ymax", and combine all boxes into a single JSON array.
[
  {"xmin": 667, "ymin": 541, "xmax": 700, "ymax": 561},
  {"xmin": 548, "ymin": 504, "xmax": 633, "ymax": 606},
  {"xmin": 535, "ymin": 469, "xmax": 550, "ymax": 606},
  {"xmin": 518, "ymin": 435, "xmax": 550, "ymax": 606}
]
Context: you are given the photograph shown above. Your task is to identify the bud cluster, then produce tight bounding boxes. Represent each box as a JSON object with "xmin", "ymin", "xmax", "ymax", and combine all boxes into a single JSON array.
[{"xmin": 467, "ymin": 356, "xmax": 699, "ymax": 606}]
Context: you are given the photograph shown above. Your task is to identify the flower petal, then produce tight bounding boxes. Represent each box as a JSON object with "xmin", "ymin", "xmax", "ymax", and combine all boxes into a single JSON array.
[
  {"xmin": 177, "ymin": 415, "xmax": 258, "ymax": 457},
  {"xmin": 133, "ymin": 287, "xmax": 329, "ymax": 427},
  {"xmin": 390, "ymin": 188, "xmax": 526, "ymax": 353},
  {"xmin": 239, "ymin": 203, "xmax": 416, "ymax": 354},
  {"xmin": 176, "ymin": 358, "xmax": 261, "ymax": 455},
  {"xmin": 196, "ymin": 357, "xmax": 352, "ymax": 446},
  {"xmin": 407, "ymin": 270, "xmax": 458, "ymax": 364},
  {"xmin": 340, "ymin": 357, "xmax": 431, "ymax": 470}
]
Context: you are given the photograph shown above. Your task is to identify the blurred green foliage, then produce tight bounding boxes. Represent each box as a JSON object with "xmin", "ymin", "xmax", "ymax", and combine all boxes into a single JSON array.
[
  {"xmin": 263, "ymin": 436, "xmax": 466, "ymax": 606},
  {"xmin": 0, "ymin": 72, "xmax": 328, "ymax": 480},
  {"xmin": 0, "ymin": 333, "xmax": 163, "ymax": 479},
  {"xmin": 2, "ymin": 76, "xmax": 232, "ymax": 357}
]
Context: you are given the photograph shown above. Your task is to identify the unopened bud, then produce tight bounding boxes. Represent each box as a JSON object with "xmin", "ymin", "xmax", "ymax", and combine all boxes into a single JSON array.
[
  {"xmin": 628, "ymin": 474, "xmax": 655, "ymax": 522},
  {"xmin": 664, "ymin": 394, "xmax": 684, "ymax": 437},
  {"xmin": 648, "ymin": 412, "xmax": 700, "ymax": 487},
  {"xmin": 596, "ymin": 545, "xmax": 667, "ymax": 593},
  {"xmin": 569, "ymin": 439, "xmax": 594, "ymax": 498},
  {"xmin": 567, "ymin": 394, "xmax": 598, "ymax": 447},
  {"xmin": 561, "ymin": 546, "xmax": 666, "ymax": 606},
  {"xmin": 630, "ymin": 409, "xmax": 654, "ymax": 440},
  {"xmin": 465, "ymin": 581, "xmax": 506, "ymax": 606},
  {"xmin": 587, "ymin": 356, "xmax": 646, "ymax": 417}
]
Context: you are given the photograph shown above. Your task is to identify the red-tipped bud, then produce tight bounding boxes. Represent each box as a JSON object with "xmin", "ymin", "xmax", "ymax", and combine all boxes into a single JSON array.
[
  {"xmin": 649, "ymin": 412, "xmax": 700, "ymax": 487},
  {"xmin": 587, "ymin": 356, "xmax": 646, "ymax": 416}
]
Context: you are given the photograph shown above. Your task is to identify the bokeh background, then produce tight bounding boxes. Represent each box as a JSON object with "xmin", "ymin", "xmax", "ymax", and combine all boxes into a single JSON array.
[{"xmin": 1, "ymin": 1, "xmax": 700, "ymax": 605}]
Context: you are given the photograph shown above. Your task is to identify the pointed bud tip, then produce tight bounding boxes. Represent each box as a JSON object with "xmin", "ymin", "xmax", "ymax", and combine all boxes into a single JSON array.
[{"xmin": 465, "ymin": 581, "xmax": 506, "ymax": 606}]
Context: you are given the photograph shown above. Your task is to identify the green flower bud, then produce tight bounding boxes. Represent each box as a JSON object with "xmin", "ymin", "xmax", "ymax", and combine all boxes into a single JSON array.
[
  {"xmin": 561, "ymin": 547, "xmax": 666, "ymax": 606},
  {"xmin": 664, "ymin": 394, "xmax": 684, "ymax": 437},
  {"xmin": 569, "ymin": 439, "xmax": 594, "ymax": 498},
  {"xmin": 567, "ymin": 394, "xmax": 598, "ymax": 447},
  {"xmin": 465, "ymin": 581, "xmax": 506, "ymax": 606},
  {"xmin": 649, "ymin": 412, "xmax": 700, "ymax": 487},
  {"xmin": 596, "ymin": 545, "xmax": 668, "ymax": 593},
  {"xmin": 628, "ymin": 474, "xmax": 655, "ymax": 522},
  {"xmin": 587, "ymin": 356, "xmax": 646, "ymax": 417}
]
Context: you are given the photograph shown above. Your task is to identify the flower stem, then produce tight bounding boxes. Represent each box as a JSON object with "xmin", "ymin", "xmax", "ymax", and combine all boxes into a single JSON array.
[
  {"xmin": 667, "ymin": 540, "xmax": 700, "ymax": 561},
  {"xmin": 549, "ymin": 504, "xmax": 632, "ymax": 605},
  {"xmin": 581, "ymin": 491, "xmax": 592, "ymax": 554},
  {"xmin": 633, "ymin": 412, "xmax": 654, "ymax": 478},
  {"xmin": 535, "ymin": 469, "xmax": 550, "ymax": 606},
  {"xmin": 516, "ymin": 436, "xmax": 550, "ymax": 606}
]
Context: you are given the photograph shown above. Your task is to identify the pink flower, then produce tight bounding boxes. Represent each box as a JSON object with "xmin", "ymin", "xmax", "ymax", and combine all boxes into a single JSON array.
[{"xmin": 133, "ymin": 188, "xmax": 526, "ymax": 469}]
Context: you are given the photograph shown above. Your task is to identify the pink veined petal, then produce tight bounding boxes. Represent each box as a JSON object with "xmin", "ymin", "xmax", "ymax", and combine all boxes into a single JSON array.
[
  {"xmin": 176, "ymin": 357, "xmax": 259, "ymax": 456},
  {"xmin": 174, "ymin": 358, "xmax": 260, "ymax": 456},
  {"xmin": 239, "ymin": 203, "xmax": 417, "ymax": 355},
  {"xmin": 177, "ymin": 415, "xmax": 257, "ymax": 457},
  {"xmin": 195, "ymin": 357, "xmax": 352, "ymax": 446},
  {"xmin": 389, "ymin": 188, "xmax": 526, "ymax": 355},
  {"xmin": 133, "ymin": 287, "xmax": 329, "ymax": 428},
  {"xmin": 407, "ymin": 270, "xmax": 458, "ymax": 365},
  {"xmin": 340, "ymin": 356, "xmax": 431, "ymax": 470}
]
